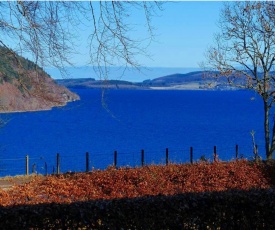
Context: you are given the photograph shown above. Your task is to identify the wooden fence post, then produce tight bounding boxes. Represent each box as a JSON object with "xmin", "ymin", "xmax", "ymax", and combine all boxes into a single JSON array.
[
  {"xmin": 25, "ymin": 155, "xmax": 29, "ymax": 176},
  {"xmin": 86, "ymin": 152, "xmax": 89, "ymax": 172},
  {"xmin": 166, "ymin": 148, "xmax": 169, "ymax": 166},
  {"xmin": 236, "ymin": 145, "xmax": 239, "ymax": 160},
  {"xmin": 57, "ymin": 153, "xmax": 60, "ymax": 175},
  {"xmin": 214, "ymin": 146, "xmax": 217, "ymax": 162},
  {"xmin": 190, "ymin": 147, "xmax": 193, "ymax": 164},
  {"xmin": 141, "ymin": 149, "xmax": 144, "ymax": 167},
  {"xmin": 45, "ymin": 162, "xmax": 48, "ymax": 176},
  {"xmin": 114, "ymin": 151, "xmax": 117, "ymax": 168}
]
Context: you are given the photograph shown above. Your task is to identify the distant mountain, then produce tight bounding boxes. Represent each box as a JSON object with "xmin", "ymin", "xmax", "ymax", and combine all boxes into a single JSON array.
[{"xmin": 0, "ymin": 47, "xmax": 79, "ymax": 113}]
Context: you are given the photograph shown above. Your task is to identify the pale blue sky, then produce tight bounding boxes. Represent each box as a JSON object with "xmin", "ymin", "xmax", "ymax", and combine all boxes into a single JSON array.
[
  {"xmin": 48, "ymin": 1, "xmax": 225, "ymax": 80},
  {"xmin": 142, "ymin": 1, "xmax": 223, "ymax": 68},
  {"xmin": 74, "ymin": 1, "xmax": 224, "ymax": 68}
]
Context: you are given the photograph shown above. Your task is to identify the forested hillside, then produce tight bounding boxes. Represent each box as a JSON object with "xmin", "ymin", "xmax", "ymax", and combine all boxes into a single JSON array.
[{"xmin": 0, "ymin": 47, "xmax": 79, "ymax": 112}]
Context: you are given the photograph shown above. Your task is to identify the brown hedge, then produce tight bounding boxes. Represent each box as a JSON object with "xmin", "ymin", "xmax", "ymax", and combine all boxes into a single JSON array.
[{"xmin": 0, "ymin": 160, "xmax": 274, "ymax": 229}]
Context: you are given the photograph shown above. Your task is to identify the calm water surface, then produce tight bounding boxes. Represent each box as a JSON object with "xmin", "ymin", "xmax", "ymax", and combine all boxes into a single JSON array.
[{"xmin": 0, "ymin": 89, "xmax": 265, "ymax": 175}]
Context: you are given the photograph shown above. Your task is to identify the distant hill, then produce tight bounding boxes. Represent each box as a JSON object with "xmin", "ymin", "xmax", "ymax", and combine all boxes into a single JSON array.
[
  {"xmin": 146, "ymin": 72, "xmax": 204, "ymax": 85},
  {"xmin": 57, "ymin": 71, "xmax": 227, "ymax": 90},
  {"xmin": 46, "ymin": 66, "xmax": 202, "ymax": 82},
  {"xmin": 55, "ymin": 69, "xmax": 275, "ymax": 91},
  {"xmin": 0, "ymin": 47, "xmax": 79, "ymax": 113},
  {"xmin": 141, "ymin": 72, "xmax": 208, "ymax": 87},
  {"xmin": 56, "ymin": 78, "xmax": 145, "ymax": 89}
]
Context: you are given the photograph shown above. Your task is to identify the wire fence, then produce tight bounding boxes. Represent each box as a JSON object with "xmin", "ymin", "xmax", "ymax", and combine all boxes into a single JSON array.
[{"xmin": 0, "ymin": 144, "xmax": 264, "ymax": 177}]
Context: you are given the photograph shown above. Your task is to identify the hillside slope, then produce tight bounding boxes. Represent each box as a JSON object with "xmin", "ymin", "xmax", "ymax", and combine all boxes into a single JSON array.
[{"xmin": 0, "ymin": 47, "xmax": 79, "ymax": 113}]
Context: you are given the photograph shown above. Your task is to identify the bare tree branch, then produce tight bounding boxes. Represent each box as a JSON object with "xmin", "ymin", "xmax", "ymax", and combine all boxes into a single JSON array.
[
  {"xmin": 0, "ymin": 1, "xmax": 163, "ymax": 110},
  {"xmin": 202, "ymin": 1, "xmax": 275, "ymax": 160}
]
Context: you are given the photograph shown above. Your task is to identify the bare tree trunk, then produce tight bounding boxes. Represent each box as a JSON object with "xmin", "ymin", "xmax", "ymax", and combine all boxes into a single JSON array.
[
  {"xmin": 270, "ymin": 116, "xmax": 275, "ymax": 160},
  {"xmin": 264, "ymin": 100, "xmax": 273, "ymax": 160}
]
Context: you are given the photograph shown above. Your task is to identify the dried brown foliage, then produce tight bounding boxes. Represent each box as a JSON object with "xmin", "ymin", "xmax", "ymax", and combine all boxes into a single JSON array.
[
  {"xmin": 0, "ymin": 160, "xmax": 272, "ymax": 206},
  {"xmin": 0, "ymin": 160, "xmax": 274, "ymax": 228}
]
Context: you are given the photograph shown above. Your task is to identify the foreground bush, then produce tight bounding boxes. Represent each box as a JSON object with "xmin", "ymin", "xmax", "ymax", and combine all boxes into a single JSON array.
[{"xmin": 0, "ymin": 160, "xmax": 274, "ymax": 229}]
